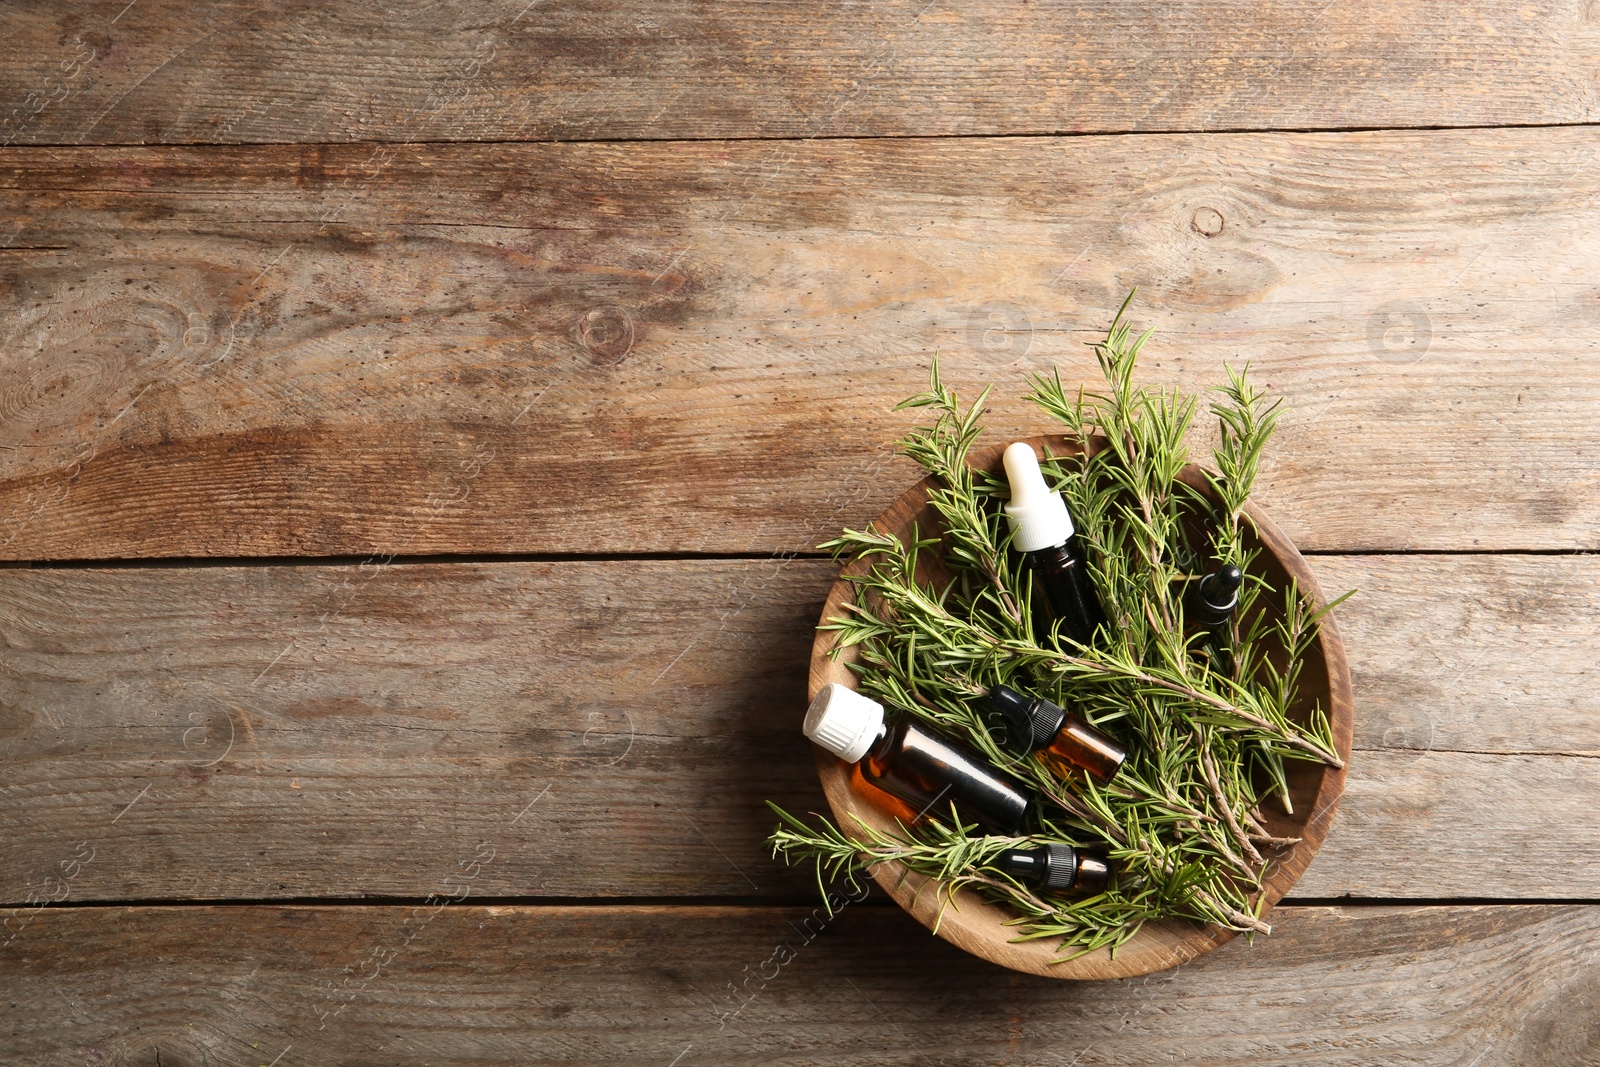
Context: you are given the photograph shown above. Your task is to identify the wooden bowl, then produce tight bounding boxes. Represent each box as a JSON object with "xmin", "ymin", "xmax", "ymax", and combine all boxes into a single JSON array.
[{"xmin": 807, "ymin": 435, "xmax": 1353, "ymax": 979}]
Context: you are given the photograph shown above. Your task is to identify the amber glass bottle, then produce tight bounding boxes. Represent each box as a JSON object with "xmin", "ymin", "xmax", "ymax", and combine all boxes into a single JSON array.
[
  {"xmin": 805, "ymin": 683, "xmax": 1029, "ymax": 834},
  {"xmin": 983, "ymin": 684, "xmax": 1125, "ymax": 785}
]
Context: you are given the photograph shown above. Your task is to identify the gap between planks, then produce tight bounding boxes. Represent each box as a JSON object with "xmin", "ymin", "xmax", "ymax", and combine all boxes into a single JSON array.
[
  {"xmin": 14, "ymin": 547, "xmax": 1600, "ymax": 571},
  {"xmin": 8, "ymin": 119, "xmax": 1600, "ymax": 151}
]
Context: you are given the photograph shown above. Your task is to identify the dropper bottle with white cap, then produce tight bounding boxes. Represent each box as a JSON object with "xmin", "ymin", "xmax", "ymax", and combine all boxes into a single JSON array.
[
  {"xmin": 803, "ymin": 683, "xmax": 1030, "ymax": 834},
  {"xmin": 1001, "ymin": 442, "xmax": 1105, "ymax": 648}
]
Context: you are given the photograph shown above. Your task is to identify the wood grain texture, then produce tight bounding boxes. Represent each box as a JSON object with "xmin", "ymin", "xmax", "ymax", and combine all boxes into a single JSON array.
[
  {"xmin": 0, "ymin": 560, "xmax": 834, "ymax": 904},
  {"xmin": 2, "ymin": 903, "xmax": 1597, "ymax": 1065},
  {"xmin": 1312, "ymin": 554, "xmax": 1600, "ymax": 758},
  {"xmin": 807, "ymin": 438, "xmax": 1353, "ymax": 978},
  {"xmin": 4, "ymin": 128, "xmax": 1600, "ymax": 558},
  {"xmin": 2, "ymin": 555, "xmax": 1597, "ymax": 905},
  {"xmin": 4, "ymin": 1, "xmax": 1600, "ymax": 146}
]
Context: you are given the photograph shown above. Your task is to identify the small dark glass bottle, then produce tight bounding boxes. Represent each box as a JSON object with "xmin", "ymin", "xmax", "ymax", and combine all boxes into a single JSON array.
[
  {"xmin": 1002, "ymin": 443, "xmax": 1104, "ymax": 648},
  {"xmin": 1187, "ymin": 564, "xmax": 1243, "ymax": 672},
  {"xmin": 983, "ymin": 684, "xmax": 1126, "ymax": 785},
  {"xmin": 805, "ymin": 683, "xmax": 1030, "ymax": 834},
  {"xmin": 1187, "ymin": 565, "xmax": 1243, "ymax": 629},
  {"xmin": 995, "ymin": 843, "xmax": 1111, "ymax": 895}
]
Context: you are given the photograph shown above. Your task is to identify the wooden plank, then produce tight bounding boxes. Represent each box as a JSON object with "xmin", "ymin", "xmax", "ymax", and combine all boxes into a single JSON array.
[
  {"xmin": 3, "ymin": 128, "xmax": 1600, "ymax": 557},
  {"xmin": 4, "ymin": 1, "xmax": 1600, "ymax": 146},
  {"xmin": 1312, "ymin": 555, "xmax": 1600, "ymax": 759},
  {"xmin": 0, "ymin": 560, "xmax": 834, "ymax": 904},
  {"xmin": 3, "ymin": 555, "xmax": 1598, "ymax": 904},
  {"xmin": 2, "ymin": 903, "xmax": 1596, "ymax": 1064}
]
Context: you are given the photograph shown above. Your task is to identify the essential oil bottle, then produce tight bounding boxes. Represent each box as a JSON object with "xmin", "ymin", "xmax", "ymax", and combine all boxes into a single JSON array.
[
  {"xmin": 804, "ymin": 683, "xmax": 1030, "ymax": 834},
  {"xmin": 1002, "ymin": 442, "xmax": 1104, "ymax": 648},
  {"xmin": 1187, "ymin": 564, "xmax": 1243, "ymax": 629},
  {"xmin": 994, "ymin": 843, "xmax": 1111, "ymax": 895},
  {"xmin": 983, "ymin": 684, "xmax": 1126, "ymax": 785},
  {"xmin": 1186, "ymin": 564, "xmax": 1243, "ymax": 672}
]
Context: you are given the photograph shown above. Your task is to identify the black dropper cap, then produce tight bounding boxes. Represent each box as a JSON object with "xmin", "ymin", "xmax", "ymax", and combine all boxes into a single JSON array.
[
  {"xmin": 982, "ymin": 685, "xmax": 1066, "ymax": 752},
  {"xmin": 1188, "ymin": 565, "xmax": 1244, "ymax": 627},
  {"xmin": 995, "ymin": 844, "xmax": 1111, "ymax": 894}
]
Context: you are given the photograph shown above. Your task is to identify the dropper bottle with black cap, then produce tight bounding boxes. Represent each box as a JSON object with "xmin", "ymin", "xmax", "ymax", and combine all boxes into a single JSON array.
[
  {"xmin": 1001, "ymin": 442, "xmax": 1104, "ymax": 648},
  {"xmin": 804, "ymin": 683, "xmax": 1030, "ymax": 834},
  {"xmin": 993, "ymin": 843, "xmax": 1111, "ymax": 896},
  {"xmin": 983, "ymin": 684, "xmax": 1126, "ymax": 785},
  {"xmin": 1186, "ymin": 564, "xmax": 1243, "ymax": 670}
]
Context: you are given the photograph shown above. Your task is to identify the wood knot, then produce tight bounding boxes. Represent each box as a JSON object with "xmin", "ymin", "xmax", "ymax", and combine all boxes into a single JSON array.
[
  {"xmin": 1190, "ymin": 207, "xmax": 1225, "ymax": 238},
  {"xmin": 575, "ymin": 305, "xmax": 634, "ymax": 365}
]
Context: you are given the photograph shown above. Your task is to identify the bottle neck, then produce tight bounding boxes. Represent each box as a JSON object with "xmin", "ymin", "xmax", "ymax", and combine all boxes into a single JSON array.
[
  {"xmin": 865, "ymin": 721, "xmax": 895, "ymax": 760},
  {"xmin": 1027, "ymin": 541, "xmax": 1075, "ymax": 568}
]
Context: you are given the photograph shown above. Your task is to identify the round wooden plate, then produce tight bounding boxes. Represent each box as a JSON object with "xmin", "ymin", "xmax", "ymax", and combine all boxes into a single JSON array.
[{"xmin": 807, "ymin": 435, "xmax": 1353, "ymax": 979}]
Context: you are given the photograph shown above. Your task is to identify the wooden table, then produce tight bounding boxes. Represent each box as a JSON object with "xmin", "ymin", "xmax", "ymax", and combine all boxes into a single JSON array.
[{"xmin": 2, "ymin": 3, "xmax": 1598, "ymax": 1063}]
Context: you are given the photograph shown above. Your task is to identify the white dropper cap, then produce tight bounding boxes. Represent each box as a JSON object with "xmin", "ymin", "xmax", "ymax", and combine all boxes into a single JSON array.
[
  {"xmin": 1002, "ymin": 441, "xmax": 1074, "ymax": 552},
  {"xmin": 803, "ymin": 683, "xmax": 886, "ymax": 763}
]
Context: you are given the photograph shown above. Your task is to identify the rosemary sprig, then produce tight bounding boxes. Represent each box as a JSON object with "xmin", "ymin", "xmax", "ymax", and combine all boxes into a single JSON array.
[{"xmin": 772, "ymin": 296, "xmax": 1351, "ymax": 961}]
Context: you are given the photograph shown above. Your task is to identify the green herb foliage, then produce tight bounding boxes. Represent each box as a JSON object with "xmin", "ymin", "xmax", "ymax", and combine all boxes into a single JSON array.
[{"xmin": 768, "ymin": 296, "xmax": 1352, "ymax": 962}]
